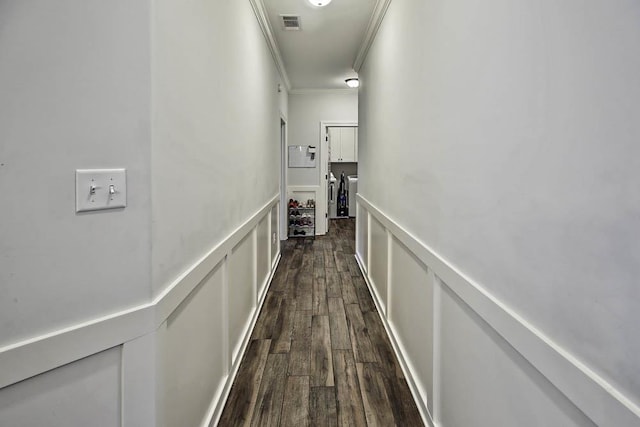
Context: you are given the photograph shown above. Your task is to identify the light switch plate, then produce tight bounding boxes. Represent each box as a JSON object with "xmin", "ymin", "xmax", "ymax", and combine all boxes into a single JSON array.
[{"xmin": 76, "ymin": 169, "xmax": 127, "ymax": 212}]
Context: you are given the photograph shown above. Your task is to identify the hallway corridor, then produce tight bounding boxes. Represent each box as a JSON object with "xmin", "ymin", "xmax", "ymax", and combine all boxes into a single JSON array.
[{"xmin": 218, "ymin": 219, "xmax": 423, "ymax": 426}]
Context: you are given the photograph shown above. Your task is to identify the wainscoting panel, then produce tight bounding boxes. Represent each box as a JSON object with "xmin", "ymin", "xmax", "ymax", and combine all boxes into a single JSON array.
[
  {"xmin": 270, "ymin": 204, "xmax": 279, "ymax": 268},
  {"xmin": 438, "ymin": 282, "xmax": 595, "ymax": 427},
  {"xmin": 0, "ymin": 347, "xmax": 121, "ymax": 427},
  {"xmin": 161, "ymin": 261, "xmax": 226, "ymax": 427},
  {"xmin": 369, "ymin": 214, "xmax": 388, "ymax": 312},
  {"xmin": 388, "ymin": 236, "xmax": 433, "ymax": 408},
  {"xmin": 257, "ymin": 215, "xmax": 270, "ymax": 299},
  {"xmin": 228, "ymin": 231, "xmax": 257, "ymax": 366},
  {"xmin": 355, "ymin": 204, "xmax": 368, "ymax": 273},
  {"xmin": 121, "ymin": 331, "xmax": 157, "ymax": 427},
  {"xmin": 355, "ymin": 194, "xmax": 640, "ymax": 427}
]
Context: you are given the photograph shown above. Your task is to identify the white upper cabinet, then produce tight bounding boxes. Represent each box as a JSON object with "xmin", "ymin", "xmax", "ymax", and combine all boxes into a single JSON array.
[{"xmin": 329, "ymin": 127, "xmax": 358, "ymax": 163}]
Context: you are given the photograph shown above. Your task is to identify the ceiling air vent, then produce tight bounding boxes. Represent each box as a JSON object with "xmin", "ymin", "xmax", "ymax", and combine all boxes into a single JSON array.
[{"xmin": 281, "ymin": 15, "xmax": 301, "ymax": 31}]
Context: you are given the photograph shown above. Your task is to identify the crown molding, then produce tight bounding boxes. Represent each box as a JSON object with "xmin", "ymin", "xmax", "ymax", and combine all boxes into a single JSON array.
[
  {"xmin": 353, "ymin": 0, "xmax": 393, "ymax": 72},
  {"xmin": 249, "ymin": 0, "xmax": 291, "ymax": 90}
]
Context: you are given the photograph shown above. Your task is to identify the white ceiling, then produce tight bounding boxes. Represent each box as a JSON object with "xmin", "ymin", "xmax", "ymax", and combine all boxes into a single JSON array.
[{"xmin": 262, "ymin": 0, "xmax": 377, "ymax": 90}]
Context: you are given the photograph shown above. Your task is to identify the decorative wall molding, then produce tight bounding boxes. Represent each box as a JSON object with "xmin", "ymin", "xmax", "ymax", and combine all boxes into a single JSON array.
[
  {"xmin": 356, "ymin": 194, "xmax": 640, "ymax": 427},
  {"xmin": 0, "ymin": 302, "xmax": 154, "ymax": 389},
  {"xmin": 248, "ymin": 0, "xmax": 291, "ymax": 90},
  {"xmin": 0, "ymin": 195, "xmax": 280, "ymax": 391},
  {"xmin": 355, "ymin": 242, "xmax": 432, "ymax": 426},
  {"xmin": 206, "ymin": 251, "xmax": 281, "ymax": 427},
  {"xmin": 353, "ymin": 0, "xmax": 393, "ymax": 72}
]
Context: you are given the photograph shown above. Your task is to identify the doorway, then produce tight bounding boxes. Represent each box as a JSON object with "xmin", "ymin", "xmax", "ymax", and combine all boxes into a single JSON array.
[
  {"xmin": 279, "ymin": 117, "xmax": 287, "ymax": 241},
  {"xmin": 321, "ymin": 122, "xmax": 358, "ymax": 233}
]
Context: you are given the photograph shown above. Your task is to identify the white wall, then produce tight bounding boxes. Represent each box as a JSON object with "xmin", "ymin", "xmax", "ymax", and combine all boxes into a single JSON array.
[
  {"xmin": 287, "ymin": 91, "xmax": 357, "ymax": 234},
  {"xmin": 357, "ymin": 0, "xmax": 640, "ymax": 425},
  {"xmin": 152, "ymin": 4, "xmax": 285, "ymax": 420},
  {"xmin": 0, "ymin": 347, "xmax": 122, "ymax": 427},
  {"xmin": 0, "ymin": 2, "xmax": 153, "ymax": 423},
  {"xmin": 0, "ymin": 0, "xmax": 152, "ymax": 348},
  {"xmin": 287, "ymin": 91, "xmax": 357, "ymax": 186},
  {"xmin": 0, "ymin": 0, "xmax": 285, "ymax": 426},
  {"xmin": 152, "ymin": 0, "xmax": 283, "ymax": 293}
]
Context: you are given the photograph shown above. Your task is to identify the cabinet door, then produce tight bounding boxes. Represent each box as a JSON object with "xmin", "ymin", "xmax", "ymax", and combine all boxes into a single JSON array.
[
  {"xmin": 340, "ymin": 127, "xmax": 356, "ymax": 162},
  {"xmin": 329, "ymin": 127, "xmax": 341, "ymax": 162}
]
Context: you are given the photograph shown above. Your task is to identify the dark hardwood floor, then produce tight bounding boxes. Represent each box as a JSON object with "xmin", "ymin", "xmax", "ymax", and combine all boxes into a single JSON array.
[{"xmin": 217, "ymin": 219, "xmax": 423, "ymax": 426}]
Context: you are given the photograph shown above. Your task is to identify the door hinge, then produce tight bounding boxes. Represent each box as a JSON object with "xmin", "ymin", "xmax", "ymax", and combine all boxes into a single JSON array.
[{"xmin": 326, "ymin": 213, "xmax": 328, "ymax": 218}]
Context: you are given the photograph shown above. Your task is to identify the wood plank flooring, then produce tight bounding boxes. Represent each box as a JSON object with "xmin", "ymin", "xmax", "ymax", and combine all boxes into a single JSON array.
[{"xmin": 217, "ymin": 219, "xmax": 423, "ymax": 426}]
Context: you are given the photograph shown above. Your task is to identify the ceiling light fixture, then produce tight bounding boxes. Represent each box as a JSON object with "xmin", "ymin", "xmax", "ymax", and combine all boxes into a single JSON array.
[
  {"xmin": 345, "ymin": 78, "xmax": 359, "ymax": 88},
  {"xmin": 308, "ymin": 0, "xmax": 332, "ymax": 6}
]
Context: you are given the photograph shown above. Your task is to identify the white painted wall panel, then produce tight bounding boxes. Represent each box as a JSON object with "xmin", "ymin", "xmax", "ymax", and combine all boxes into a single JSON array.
[
  {"xmin": 122, "ymin": 333, "xmax": 157, "ymax": 427},
  {"xmin": 369, "ymin": 216, "xmax": 388, "ymax": 310},
  {"xmin": 162, "ymin": 262, "xmax": 225, "ymax": 427},
  {"xmin": 257, "ymin": 216, "xmax": 270, "ymax": 297},
  {"xmin": 389, "ymin": 237, "xmax": 432, "ymax": 404},
  {"xmin": 0, "ymin": 347, "xmax": 121, "ymax": 427},
  {"xmin": 228, "ymin": 234, "xmax": 256, "ymax": 361},
  {"xmin": 355, "ymin": 205, "xmax": 368, "ymax": 271},
  {"xmin": 271, "ymin": 205, "xmax": 279, "ymax": 266},
  {"xmin": 439, "ymin": 283, "xmax": 596, "ymax": 427},
  {"xmin": 0, "ymin": 0, "xmax": 151, "ymax": 347}
]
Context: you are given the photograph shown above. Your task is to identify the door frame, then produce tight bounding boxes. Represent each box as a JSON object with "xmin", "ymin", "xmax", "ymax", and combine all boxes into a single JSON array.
[
  {"xmin": 280, "ymin": 115, "xmax": 288, "ymax": 241},
  {"xmin": 319, "ymin": 120, "xmax": 358, "ymax": 234}
]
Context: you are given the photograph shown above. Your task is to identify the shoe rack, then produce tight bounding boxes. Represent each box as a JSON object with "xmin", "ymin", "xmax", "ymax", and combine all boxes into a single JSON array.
[{"xmin": 288, "ymin": 198, "xmax": 315, "ymax": 238}]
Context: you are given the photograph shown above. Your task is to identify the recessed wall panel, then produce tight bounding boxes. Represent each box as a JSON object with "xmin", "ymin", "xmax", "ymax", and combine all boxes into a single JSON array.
[
  {"xmin": 163, "ymin": 262, "xmax": 225, "ymax": 427},
  {"xmin": 271, "ymin": 204, "xmax": 279, "ymax": 266},
  {"xmin": 0, "ymin": 347, "xmax": 121, "ymax": 427},
  {"xmin": 439, "ymin": 282, "xmax": 596, "ymax": 427},
  {"xmin": 356, "ymin": 205, "xmax": 368, "ymax": 271},
  {"xmin": 257, "ymin": 216, "xmax": 270, "ymax": 297},
  {"xmin": 389, "ymin": 237, "xmax": 432, "ymax": 403},
  {"xmin": 228, "ymin": 233, "xmax": 256, "ymax": 360},
  {"xmin": 369, "ymin": 216, "xmax": 387, "ymax": 309}
]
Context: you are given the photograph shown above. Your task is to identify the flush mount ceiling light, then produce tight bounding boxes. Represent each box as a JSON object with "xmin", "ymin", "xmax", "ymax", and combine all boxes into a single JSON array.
[
  {"xmin": 345, "ymin": 78, "xmax": 359, "ymax": 88},
  {"xmin": 308, "ymin": 0, "xmax": 332, "ymax": 6}
]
